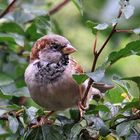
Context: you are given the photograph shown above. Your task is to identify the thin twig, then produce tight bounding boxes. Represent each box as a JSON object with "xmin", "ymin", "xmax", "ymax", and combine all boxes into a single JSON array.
[
  {"xmin": 81, "ymin": 10, "xmax": 122, "ymax": 107},
  {"xmin": 48, "ymin": 0, "xmax": 70, "ymax": 15},
  {"xmin": 110, "ymin": 111, "xmax": 140, "ymax": 129},
  {"xmin": 115, "ymin": 29, "xmax": 133, "ymax": 33},
  {"xmin": 97, "ymin": 10, "xmax": 122, "ymax": 56},
  {"xmin": 0, "ymin": 0, "xmax": 17, "ymax": 18},
  {"xmin": 93, "ymin": 34, "xmax": 98, "ymax": 55},
  {"xmin": 0, "ymin": 0, "xmax": 70, "ymax": 22}
]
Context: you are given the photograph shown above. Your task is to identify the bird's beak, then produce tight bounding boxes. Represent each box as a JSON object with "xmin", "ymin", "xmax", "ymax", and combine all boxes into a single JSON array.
[{"xmin": 62, "ymin": 44, "xmax": 77, "ymax": 54}]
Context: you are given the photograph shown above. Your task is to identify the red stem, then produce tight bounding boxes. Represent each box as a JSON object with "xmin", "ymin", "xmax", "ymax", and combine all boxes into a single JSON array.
[
  {"xmin": 48, "ymin": 0, "xmax": 70, "ymax": 15},
  {"xmin": 115, "ymin": 29, "xmax": 133, "ymax": 33}
]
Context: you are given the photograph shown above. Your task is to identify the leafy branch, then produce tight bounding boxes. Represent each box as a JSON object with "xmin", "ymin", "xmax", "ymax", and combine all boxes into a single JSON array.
[
  {"xmin": 110, "ymin": 111, "xmax": 140, "ymax": 129},
  {"xmin": 0, "ymin": 0, "xmax": 17, "ymax": 18},
  {"xmin": 0, "ymin": 0, "xmax": 70, "ymax": 22},
  {"xmin": 81, "ymin": 10, "xmax": 122, "ymax": 107}
]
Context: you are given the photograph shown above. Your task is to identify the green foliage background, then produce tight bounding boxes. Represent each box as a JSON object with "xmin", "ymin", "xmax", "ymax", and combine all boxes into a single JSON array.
[{"xmin": 0, "ymin": 0, "xmax": 140, "ymax": 139}]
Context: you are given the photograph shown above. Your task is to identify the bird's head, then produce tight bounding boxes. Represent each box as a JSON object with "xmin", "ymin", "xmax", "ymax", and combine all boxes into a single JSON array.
[{"xmin": 30, "ymin": 34, "xmax": 76, "ymax": 63}]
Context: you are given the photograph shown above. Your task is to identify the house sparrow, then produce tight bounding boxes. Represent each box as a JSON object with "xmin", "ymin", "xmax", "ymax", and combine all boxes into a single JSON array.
[{"xmin": 25, "ymin": 34, "xmax": 91, "ymax": 112}]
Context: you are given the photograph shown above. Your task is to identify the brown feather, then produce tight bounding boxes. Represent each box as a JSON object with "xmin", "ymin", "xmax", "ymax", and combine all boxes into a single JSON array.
[
  {"xmin": 69, "ymin": 58, "xmax": 84, "ymax": 73},
  {"xmin": 30, "ymin": 37, "xmax": 49, "ymax": 63}
]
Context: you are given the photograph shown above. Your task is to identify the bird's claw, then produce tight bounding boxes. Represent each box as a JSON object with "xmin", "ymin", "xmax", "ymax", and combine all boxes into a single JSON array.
[
  {"xmin": 78, "ymin": 101, "xmax": 87, "ymax": 118},
  {"xmin": 30, "ymin": 116, "xmax": 54, "ymax": 129}
]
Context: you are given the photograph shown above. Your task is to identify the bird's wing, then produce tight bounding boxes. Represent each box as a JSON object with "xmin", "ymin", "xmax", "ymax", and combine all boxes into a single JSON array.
[{"xmin": 69, "ymin": 58, "xmax": 84, "ymax": 74}]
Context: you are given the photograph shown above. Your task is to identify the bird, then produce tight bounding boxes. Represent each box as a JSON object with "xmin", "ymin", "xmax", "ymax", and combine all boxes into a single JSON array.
[
  {"xmin": 24, "ymin": 34, "xmax": 113, "ymax": 127},
  {"xmin": 25, "ymin": 34, "xmax": 86, "ymax": 111}
]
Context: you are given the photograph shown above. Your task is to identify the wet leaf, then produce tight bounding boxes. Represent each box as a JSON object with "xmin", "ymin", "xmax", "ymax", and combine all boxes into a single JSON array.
[
  {"xmin": 121, "ymin": 5, "xmax": 135, "ymax": 19},
  {"xmin": 24, "ymin": 125, "xmax": 64, "ymax": 140},
  {"xmin": 94, "ymin": 23, "xmax": 109, "ymax": 30},
  {"xmin": 116, "ymin": 122, "xmax": 131, "ymax": 136},
  {"xmin": 133, "ymin": 28, "xmax": 140, "ymax": 35},
  {"xmin": 86, "ymin": 69, "xmax": 105, "ymax": 82},
  {"xmin": 25, "ymin": 106, "xmax": 38, "ymax": 121},
  {"xmin": 8, "ymin": 115, "xmax": 19, "ymax": 133}
]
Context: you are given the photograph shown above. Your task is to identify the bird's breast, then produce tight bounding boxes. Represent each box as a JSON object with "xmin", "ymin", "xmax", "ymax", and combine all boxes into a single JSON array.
[{"xmin": 25, "ymin": 61, "xmax": 81, "ymax": 111}]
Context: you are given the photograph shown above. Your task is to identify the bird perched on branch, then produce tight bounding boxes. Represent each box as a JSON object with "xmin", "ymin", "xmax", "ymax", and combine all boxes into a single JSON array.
[
  {"xmin": 24, "ymin": 34, "xmax": 113, "ymax": 127},
  {"xmin": 25, "ymin": 34, "xmax": 86, "ymax": 110}
]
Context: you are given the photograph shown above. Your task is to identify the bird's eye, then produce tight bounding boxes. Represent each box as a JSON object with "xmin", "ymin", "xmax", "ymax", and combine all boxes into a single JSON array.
[{"xmin": 53, "ymin": 44, "xmax": 59, "ymax": 49}]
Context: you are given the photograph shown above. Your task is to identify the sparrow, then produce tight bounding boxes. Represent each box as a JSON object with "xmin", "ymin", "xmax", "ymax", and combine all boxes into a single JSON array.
[
  {"xmin": 24, "ymin": 34, "xmax": 90, "ymax": 113},
  {"xmin": 24, "ymin": 35, "xmax": 114, "ymax": 126}
]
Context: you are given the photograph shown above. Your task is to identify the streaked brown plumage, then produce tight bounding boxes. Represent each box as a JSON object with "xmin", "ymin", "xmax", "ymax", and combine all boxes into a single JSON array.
[{"xmin": 25, "ymin": 34, "xmax": 94, "ymax": 111}]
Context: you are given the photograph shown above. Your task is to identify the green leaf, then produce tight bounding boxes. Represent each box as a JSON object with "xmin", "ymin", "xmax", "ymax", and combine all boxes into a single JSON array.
[
  {"xmin": 35, "ymin": 15, "xmax": 51, "ymax": 35},
  {"xmin": 0, "ymin": 83, "xmax": 30, "ymax": 97},
  {"xmin": 99, "ymin": 102, "xmax": 119, "ymax": 120},
  {"xmin": 95, "ymin": 105, "xmax": 110, "ymax": 112},
  {"xmin": 105, "ymin": 88, "xmax": 125, "ymax": 104},
  {"xmin": 24, "ymin": 127, "xmax": 43, "ymax": 140},
  {"xmin": 128, "ymin": 134, "xmax": 140, "ymax": 140},
  {"xmin": 12, "ymin": 87, "xmax": 30, "ymax": 97},
  {"xmin": 72, "ymin": 74, "xmax": 88, "ymax": 84},
  {"xmin": 69, "ymin": 123, "xmax": 83, "ymax": 140},
  {"xmin": 42, "ymin": 125, "xmax": 64, "ymax": 140},
  {"xmin": 116, "ymin": 122, "xmax": 131, "ymax": 137},
  {"xmin": 86, "ymin": 104, "xmax": 97, "ymax": 114},
  {"xmin": 92, "ymin": 117, "xmax": 105, "ymax": 130},
  {"xmin": 25, "ymin": 106, "xmax": 38, "ymax": 121},
  {"xmin": 71, "ymin": 0, "xmax": 83, "ymax": 15},
  {"xmin": 24, "ymin": 125, "xmax": 64, "ymax": 140},
  {"xmin": 99, "ymin": 126, "xmax": 110, "ymax": 137},
  {"xmin": 86, "ymin": 20, "xmax": 98, "ymax": 35},
  {"xmin": 0, "ymin": 22, "xmax": 24, "ymax": 35},
  {"xmin": 25, "ymin": 15, "xmax": 51, "ymax": 41},
  {"xmin": 113, "ymin": 76, "xmax": 129, "ymax": 94},
  {"xmin": 56, "ymin": 115, "xmax": 73, "ymax": 126},
  {"xmin": 69, "ymin": 109, "xmax": 80, "ymax": 120},
  {"xmin": 85, "ymin": 116, "xmax": 105, "ymax": 130},
  {"xmin": 109, "ymin": 114, "xmax": 127, "ymax": 127},
  {"xmin": 25, "ymin": 23, "xmax": 42, "ymax": 41},
  {"xmin": 122, "ymin": 100, "xmax": 139, "ymax": 111},
  {"xmin": 107, "ymin": 40, "xmax": 140, "ymax": 65},
  {"xmin": 86, "ymin": 69, "xmax": 105, "ymax": 82},
  {"xmin": 8, "ymin": 115, "xmax": 19, "ymax": 133},
  {"xmin": 6, "ymin": 104, "xmax": 21, "ymax": 110},
  {"xmin": 0, "ymin": 73, "xmax": 14, "ymax": 86},
  {"xmin": 0, "ymin": 33, "xmax": 24, "ymax": 46},
  {"xmin": 12, "ymin": 9, "xmax": 35, "ymax": 24},
  {"xmin": 121, "ymin": 76, "xmax": 140, "ymax": 85}
]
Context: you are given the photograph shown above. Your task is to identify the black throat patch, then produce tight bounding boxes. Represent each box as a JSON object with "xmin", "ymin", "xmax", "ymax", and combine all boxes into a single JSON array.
[{"xmin": 34, "ymin": 55, "xmax": 69, "ymax": 84}]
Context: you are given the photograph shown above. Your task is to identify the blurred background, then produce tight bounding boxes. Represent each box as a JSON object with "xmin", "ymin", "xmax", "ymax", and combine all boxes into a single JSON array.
[
  {"xmin": 0, "ymin": 0, "xmax": 140, "ymax": 106},
  {"xmin": 48, "ymin": 0, "xmax": 140, "ymax": 75}
]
